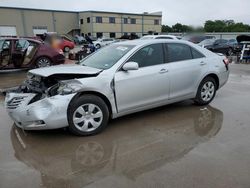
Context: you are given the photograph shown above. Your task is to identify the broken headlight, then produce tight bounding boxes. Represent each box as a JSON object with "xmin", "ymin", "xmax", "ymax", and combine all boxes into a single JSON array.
[{"xmin": 57, "ymin": 80, "xmax": 83, "ymax": 95}]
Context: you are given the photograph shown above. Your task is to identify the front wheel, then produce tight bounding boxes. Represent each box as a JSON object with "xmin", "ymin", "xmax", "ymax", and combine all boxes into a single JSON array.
[
  {"xmin": 194, "ymin": 77, "xmax": 217, "ymax": 106},
  {"xmin": 68, "ymin": 95, "xmax": 109, "ymax": 136}
]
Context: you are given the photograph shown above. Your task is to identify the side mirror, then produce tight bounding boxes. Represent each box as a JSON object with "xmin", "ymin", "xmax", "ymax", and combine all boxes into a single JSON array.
[{"xmin": 122, "ymin": 62, "xmax": 139, "ymax": 71}]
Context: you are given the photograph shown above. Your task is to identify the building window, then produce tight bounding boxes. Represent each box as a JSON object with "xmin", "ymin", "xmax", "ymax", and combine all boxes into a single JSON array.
[
  {"xmin": 87, "ymin": 17, "xmax": 90, "ymax": 23},
  {"xmin": 96, "ymin": 32, "xmax": 103, "ymax": 38},
  {"xmin": 110, "ymin": 33, "xmax": 116, "ymax": 38},
  {"xmin": 80, "ymin": 19, "xmax": 83, "ymax": 24},
  {"xmin": 154, "ymin": 19, "xmax": 160, "ymax": 25},
  {"xmin": 124, "ymin": 18, "xmax": 128, "ymax": 24},
  {"xmin": 96, "ymin": 17, "xmax": 102, "ymax": 23},
  {"xmin": 109, "ymin": 17, "xmax": 116, "ymax": 24},
  {"xmin": 131, "ymin": 18, "xmax": 136, "ymax": 24},
  {"xmin": 88, "ymin": 33, "xmax": 91, "ymax": 36}
]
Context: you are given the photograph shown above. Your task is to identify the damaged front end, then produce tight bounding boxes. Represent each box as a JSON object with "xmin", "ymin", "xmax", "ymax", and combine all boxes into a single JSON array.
[{"xmin": 4, "ymin": 72, "xmax": 97, "ymax": 130}]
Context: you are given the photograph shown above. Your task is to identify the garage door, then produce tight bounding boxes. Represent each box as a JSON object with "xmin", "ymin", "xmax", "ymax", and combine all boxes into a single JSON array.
[
  {"xmin": 33, "ymin": 29, "xmax": 48, "ymax": 36},
  {"xmin": 0, "ymin": 26, "xmax": 17, "ymax": 36}
]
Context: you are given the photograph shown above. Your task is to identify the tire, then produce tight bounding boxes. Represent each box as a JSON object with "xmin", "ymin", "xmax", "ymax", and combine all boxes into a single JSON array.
[
  {"xmin": 194, "ymin": 77, "xmax": 217, "ymax": 106},
  {"xmin": 96, "ymin": 44, "xmax": 101, "ymax": 49},
  {"xmin": 68, "ymin": 95, "xmax": 109, "ymax": 136},
  {"xmin": 36, "ymin": 57, "xmax": 51, "ymax": 68},
  {"xmin": 64, "ymin": 46, "xmax": 70, "ymax": 52}
]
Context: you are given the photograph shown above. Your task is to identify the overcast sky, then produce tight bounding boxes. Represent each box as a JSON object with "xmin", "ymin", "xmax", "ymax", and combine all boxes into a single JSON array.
[{"xmin": 0, "ymin": 0, "xmax": 250, "ymax": 26}]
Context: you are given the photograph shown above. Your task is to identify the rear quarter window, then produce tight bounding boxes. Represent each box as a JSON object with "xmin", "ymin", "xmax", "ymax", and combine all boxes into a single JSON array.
[{"xmin": 191, "ymin": 48, "xmax": 205, "ymax": 59}]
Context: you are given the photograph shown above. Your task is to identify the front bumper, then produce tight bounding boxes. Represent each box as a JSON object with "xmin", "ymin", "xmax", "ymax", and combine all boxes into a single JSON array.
[{"xmin": 5, "ymin": 92, "xmax": 76, "ymax": 130}]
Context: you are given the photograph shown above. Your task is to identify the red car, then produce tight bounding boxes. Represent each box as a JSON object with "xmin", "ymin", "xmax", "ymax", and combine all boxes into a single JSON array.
[
  {"xmin": 0, "ymin": 38, "xmax": 65, "ymax": 70},
  {"xmin": 59, "ymin": 37, "xmax": 75, "ymax": 52}
]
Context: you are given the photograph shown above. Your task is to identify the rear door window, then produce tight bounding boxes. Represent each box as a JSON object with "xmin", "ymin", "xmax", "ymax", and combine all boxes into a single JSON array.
[{"xmin": 166, "ymin": 43, "xmax": 192, "ymax": 62}]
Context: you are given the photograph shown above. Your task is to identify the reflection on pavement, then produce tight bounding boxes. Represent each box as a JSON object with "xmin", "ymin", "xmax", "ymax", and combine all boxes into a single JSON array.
[{"xmin": 10, "ymin": 103, "xmax": 223, "ymax": 188}]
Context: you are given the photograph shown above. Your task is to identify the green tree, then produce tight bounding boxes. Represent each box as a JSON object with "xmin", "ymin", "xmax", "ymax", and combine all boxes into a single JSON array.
[
  {"xmin": 161, "ymin": 25, "xmax": 173, "ymax": 32},
  {"xmin": 204, "ymin": 20, "xmax": 250, "ymax": 32}
]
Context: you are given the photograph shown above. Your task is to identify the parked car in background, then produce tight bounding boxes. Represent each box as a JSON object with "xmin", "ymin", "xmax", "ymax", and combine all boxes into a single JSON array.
[
  {"xmin": 0, "ymin": 38, "xmax": 65, "ymax": 70},
  {"xmin": 228, "ymin": 39, "xmax": 243, "ymax": 54},
  {"xmin": 40, "ymin": 33, "xmax": 75, "ymax": 52},
  {"xmin": 205, "ymin": 39, "xmax": 242, "ymax": 56},
  {"xmin": 74, "ymin": 35, "xmax": 86, "ymax": 44},
  {"xmin": 4, "ymin": 39, "xmax": 229, "ymax": 136},
  {"xmin": 184, "ymin": 35, "xmax": 216, "ymax": 44},
  {"xmin": 140, "ymin": 35, "xmax": 179, "ymax": 40},
  {"xmin": 119, "ymin": 33, "xmax": 139, "ymax": 40},
  {"xmin": 198, "ymin": 39, "xmax": 216, "ymax": 47},
  {"xmin": 93, "ymin": 38, "xmax": 116, "ymax": 49},
  {"xmin": 59, "ymin": 38, "xmax": 75, "ymax": 52}
]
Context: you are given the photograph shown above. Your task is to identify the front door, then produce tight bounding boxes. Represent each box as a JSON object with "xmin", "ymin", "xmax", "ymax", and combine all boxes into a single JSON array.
[
  {"xmin": 114, "ymin": 43, "xmax": 170, "ymax": 113},
  {"xmin": 11, "ymin": 39, "xmax": 29, "ymax": 68},
  {"xmin": 0, "ymin": 40, "xmax": 11, "ymax": 69}
]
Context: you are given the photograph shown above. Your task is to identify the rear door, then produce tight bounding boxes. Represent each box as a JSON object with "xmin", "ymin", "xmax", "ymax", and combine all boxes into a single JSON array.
[
  {"xmin": 166, "ymin": 43, "xmax": 208, "ymax": 99},
  {"xmin": 114, "ymin": 43, "xmax": 170, "ymax": 112}
]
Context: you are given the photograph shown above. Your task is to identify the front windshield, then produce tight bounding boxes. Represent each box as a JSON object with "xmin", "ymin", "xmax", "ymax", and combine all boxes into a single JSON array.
[{"xmin": 80, "ymin": 44, "xmax": 135, "ymax": 69}]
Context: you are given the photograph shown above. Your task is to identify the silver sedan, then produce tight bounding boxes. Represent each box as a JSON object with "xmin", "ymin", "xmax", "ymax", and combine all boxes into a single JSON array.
[{"xmin": 4, "ymin": 39, "xmax": 229, "ymax": 136}]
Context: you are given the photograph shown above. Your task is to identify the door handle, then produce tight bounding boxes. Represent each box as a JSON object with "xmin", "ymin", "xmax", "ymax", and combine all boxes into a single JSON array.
[
  {"xmin": 159, "ymin": 69, "xmax": 169, "ymax": 74},
  {"xmin": 200, "ymin": 61, "xmax": 206, "ymax": 66}
]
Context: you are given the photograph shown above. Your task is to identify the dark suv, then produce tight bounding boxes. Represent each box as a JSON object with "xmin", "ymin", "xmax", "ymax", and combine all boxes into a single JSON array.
[{"xmin": 206, "ymin": 39, "xmax": 242, "ymax": 56}]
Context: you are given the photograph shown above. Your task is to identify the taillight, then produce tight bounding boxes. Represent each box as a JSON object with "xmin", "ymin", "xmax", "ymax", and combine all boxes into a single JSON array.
[
  {"xmin": 223, "ymin": 58, "xmax": 229, "ymax": 70},
  {"xmin": 223, "ymin": 58, "xmax": 230, "ymax": 65}
]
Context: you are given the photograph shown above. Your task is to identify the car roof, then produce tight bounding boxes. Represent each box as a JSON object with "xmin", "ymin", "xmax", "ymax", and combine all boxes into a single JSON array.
[
  {"xmin": 114, "ymin": 39, "xmax": 216, "ymax": 57},
  {"xmin": 142, "ymin": 35, "xmax": 177, "ymax": 39},
  {"xmin": 115, "ymin": 39, "xmax": 188, "ymax": 46},
  {"xmin": 0, "ymin": 37, "xmax": 41, "ymax": 43}
]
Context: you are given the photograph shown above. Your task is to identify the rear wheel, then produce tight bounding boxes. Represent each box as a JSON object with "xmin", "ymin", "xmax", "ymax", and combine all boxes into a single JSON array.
[
  {"xmin": 194, "ymin": 77, "xmax": 217, "ymax": 106},
  {"xmin": 36, "ymin": 57, "xmax": 51, "ymax": 68},
  {"xmin": 64, "ymin": 46, "xmax": 70, "ymax": 52},
  {"xmin": 68, "ymin": 95, "xmax": 109, "ymax": 136}
]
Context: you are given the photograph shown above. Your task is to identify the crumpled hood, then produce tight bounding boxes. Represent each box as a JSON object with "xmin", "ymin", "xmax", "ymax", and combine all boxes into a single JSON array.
[{"xmin": 29, "ymin": 64, "xmax": 102, "ymax": 77}]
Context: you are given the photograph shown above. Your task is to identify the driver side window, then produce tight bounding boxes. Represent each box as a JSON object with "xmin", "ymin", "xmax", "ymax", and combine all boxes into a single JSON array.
[{"xmin": 128, "ymin": 43, "xmax": 164, "ymax": 68}]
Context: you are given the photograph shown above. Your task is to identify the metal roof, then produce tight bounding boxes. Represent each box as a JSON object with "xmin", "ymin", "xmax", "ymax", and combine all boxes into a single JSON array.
[{"xmin": 0, "ymin": 6, "xmax": 162, "ymax": 17}]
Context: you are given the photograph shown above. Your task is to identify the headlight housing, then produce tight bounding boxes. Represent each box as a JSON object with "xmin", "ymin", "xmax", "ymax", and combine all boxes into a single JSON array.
[{"xmin": 57, "ymin": 80, "xmax": 83, "ymax": 95}]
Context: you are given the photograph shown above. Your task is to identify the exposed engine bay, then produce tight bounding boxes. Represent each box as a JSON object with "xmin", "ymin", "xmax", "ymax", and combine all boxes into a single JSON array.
[{"xmin": 3, "ymin": 73, "xmax": 99, "ymax": 104}]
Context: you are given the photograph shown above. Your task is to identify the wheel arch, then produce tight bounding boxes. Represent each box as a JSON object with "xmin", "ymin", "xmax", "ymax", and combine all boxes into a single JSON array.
[
  {"xmin": 201, "ymin": 73, "xmax": 220, "ymax": 90},
  {"xmin": 68, "ymin": 91, "xmax": 113, "ymax": 118}
]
